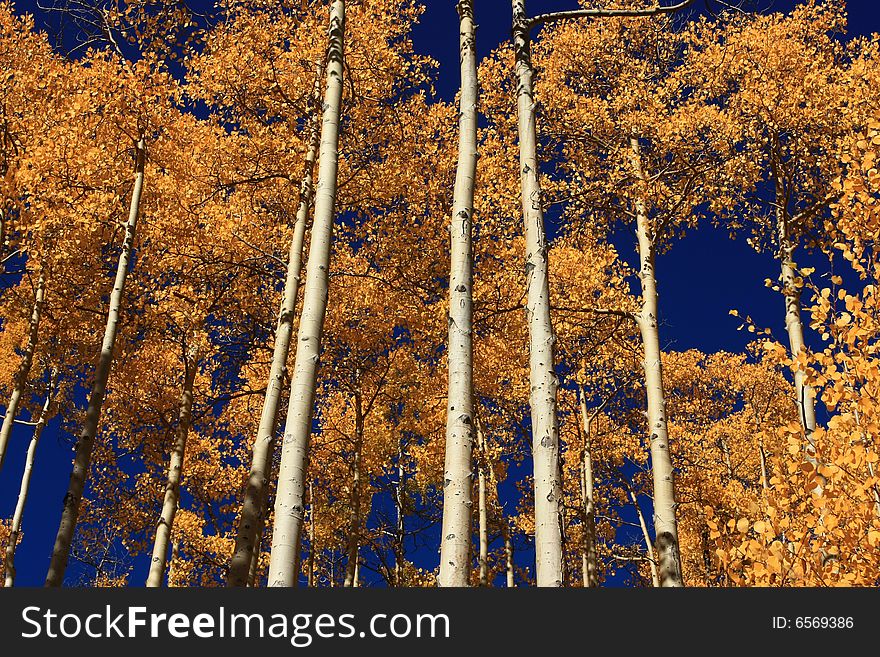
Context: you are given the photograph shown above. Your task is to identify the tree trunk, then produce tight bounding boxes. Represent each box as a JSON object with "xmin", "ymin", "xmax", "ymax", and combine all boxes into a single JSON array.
[
  {"xmin": 776, "ymin": 202, "xmax": 817, "ymax": 440},
  {"xmin": 438, "ymin": 0, "xmax": 478, "ymax": 589},
  {"xmin": 475, "ymin": 417, "xmax": 489, "ymax": 586},
  {"xmin": 343, "ymin": 391, "xmax": 363, "ymax": 588},
  {"xmin": 307, "ymin": 482, "xmax": 316, "ymax": 587},
  {"xmin": 629, "ymin": 137, "xmax": 683, "ymax": 588},
  {"xmin": 4, "ymin": 369, "xmax": 56, "ymax": 587},
  {"xmin": 758, "ymin": 438, "xmax": 769, "ymax": 491},
  {"xmin": 227, "ymin": 67, "xmax": 323, "ymax": 587},
  {"xmin": 146, "ymin": 346, "xmax": 198, "ymax": 587},
  {"xmin": 622, "ymin": 479, "xmax": 660, "ymax": 588},
  {"xmin": 503, "ymin": 522, "xmax": 514, "ymax": 587},
  {"xmin": 267, "ymin": 0, "xmax": 345, "ymax": 587},
  {"xmin": 394, "ymin": 439, "xmax": 405, "ymax": 586},
  {"xmin": 577, "ymin": 388, "xmax": 598, "ymax": 588},
  {"xmin": 512, "ymin": 0, "xmax": 563, "ymax": 587},
  {"xmin": 0, "ymin": 269, "xmax": 46, "ymax": 473},
  {"xmin": 45, "ymin": 138, "xmax": 145, "ymax": 587}
]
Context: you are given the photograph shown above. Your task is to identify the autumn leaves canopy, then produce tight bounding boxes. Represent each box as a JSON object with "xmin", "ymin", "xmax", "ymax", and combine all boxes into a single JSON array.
[{"xmin": 0, "ymin": 0, "xmax": 879, "ymax": 588}]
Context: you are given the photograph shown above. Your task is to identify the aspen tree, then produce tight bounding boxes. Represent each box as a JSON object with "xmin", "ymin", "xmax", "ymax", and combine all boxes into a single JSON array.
[
  {"xmin": 227, "ymin": 67, "xmax": 323, "ymax": 587},
  {"xmin": 146, "ymin": 345, "xmax": 199, "ymax": 587},
  {"xmin": 510, "ymin": 0, "xmax": 563, "ymax": 586},
  {"xmin": 3, "ymin": 368, "xmax": 56, "ymax": 587},
  {"xmin": 577, "ymin": 388, "xmax": 598, "ymax": 588},
  {"xmin": 509, "ymin": 0, "xmax": 694, "ymax": 587},
  {"xmin": 504, "ymin": 523, "xmax": 514, "ymax": 587},
  {"xmin": 45, "ymin": 138, "xmax": 145, "ymax": 587},
  {"xmin": 267, "ymin": 0, "xmax": 345, "ymax": 587},
  {"xmin": 0, "ymin": 270, "xmax": 46, "ymax": 472},
  {"xmin": 438, "ymin": 0, "xmax": 478, "ymax": 588},
  {"xmin": 628, "ymin": 137, "xmax": 683, "ymax": 586}
]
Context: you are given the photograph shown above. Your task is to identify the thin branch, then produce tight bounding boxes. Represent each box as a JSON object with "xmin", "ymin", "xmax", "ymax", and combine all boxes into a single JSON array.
[{"xmin": 529, "ymin": 0, "xmax": 696, "ymax": 29}]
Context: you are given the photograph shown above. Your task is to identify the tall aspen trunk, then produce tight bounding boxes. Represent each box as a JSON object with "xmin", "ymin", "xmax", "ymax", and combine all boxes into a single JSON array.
[
  {"xmin": 267, "ymin": 0, "xmax": 345, "ymax": 587},
  {"xmin": 629, "ymin": 137, "xmax": 683, "ymax": 588},
  {"xmin": 577, "ymin": 388, "xmax": 598, "ymax": 588},
  {"xmin": 343, "ymin": 392, "xmax": 363, "ymax": 588},
  {"xmin": 0, "ymin": 270, "xmax": 46, "ymax": 473},
  {"xmin": 228, "ymin": 69, "xmax": 323, "ymax": 587},
  {"xmin": 475, "ymin": 418, "xmax": 489, "ymax": 586},
  {"xmin": 146, "ymin": 347, "xmax": 198, "ymax": 587},
  {"xmin": 512, "ymin": 0, "xmax": 562, "ymax": 587},
  {"xmin": 4, "ymin": 369, "xmax": 56, "ymax": 587},
  {"xmin": 438, "ymin": 0, "xmax": 478, "ymax": 588},
  {"xmin": 45, "ymin": 138, "xmax": 145, "ymax": 587}
]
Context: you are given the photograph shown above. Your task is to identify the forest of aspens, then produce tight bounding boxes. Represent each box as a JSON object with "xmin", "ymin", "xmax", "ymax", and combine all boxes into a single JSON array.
[{"xmin": 0, "ymin": 0, "xmax": 879, "ymax": 589}]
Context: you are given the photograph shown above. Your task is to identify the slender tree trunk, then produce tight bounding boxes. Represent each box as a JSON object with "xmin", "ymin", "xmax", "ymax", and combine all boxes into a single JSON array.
[
  {"xmin": 0, "ymin": 270, "xmax": 46, "ymax": 473},
  {"xmin": 4, "ymin": 369, "xmax": 55, "ymax": 587},
  {"xmin": 394, "ymin": 439, "xmax": 405, "ymax": 586},
  {"xmin": 503, "ymin": 522, "xmax": 514, "ymax": 587},
  {"xmin": 512, "ymin": 0, "xmax": 563, "ymax": 587},
  {"xmin": 776, "ymin": 203, "xmax": 817, "ymax": 440},
  {"xmin": 307, "ymin": 482, "xmax": 316, "ymax": 587},
  {"xmin": 475, "ymin": 417, "xmax": 489, "ymax": 586},
  {"xmin": 577, "ymin": 388, "xmax": 598, "ymax": 588},
  {"xmin": 343, "ymin": 392, "xmax": 363, "ymax": 588},
  {"xmin": 268, "ymin": 0, "xmax": 346, "ymax": 587},
  {"xmin": 146, "ymin": 347, "xmax": 198, "ymax": 587},
  {"xmin": 227, "ymin": 69, "xmax": 324, "ymax": 587},
  {"xmin": 629, "ymin": 137, "xmax": 683, "ymax": 588},
  {"xmin": 623, "ymin": 480, "xmax": 660, "ymax": 588},
  {"xmin": 45, "ymin": 138, "xmax": 145, "ymax": 587},
  {"xmin": 438, "ymin": 0, "xmax": 479, "ymax": 588},
  {"xmin": 758, "ymin": 438, "xmax": 769, "ymax": 491}
]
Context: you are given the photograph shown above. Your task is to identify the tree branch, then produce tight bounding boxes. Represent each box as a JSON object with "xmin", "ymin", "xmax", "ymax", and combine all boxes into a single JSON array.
[{"xmin": 529, "ymin": 0, "xmax": 696, "ymax": 29}]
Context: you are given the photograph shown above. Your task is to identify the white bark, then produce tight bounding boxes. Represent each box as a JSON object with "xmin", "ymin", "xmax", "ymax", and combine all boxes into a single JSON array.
[
  {"xmin": 307, "ymin": 481, "xmax": 316, "ymax": 587},
  {"xmin": 503, "ymin": 522, "xmax": 514, "ymax": 587},
  {"xmin": 577, "ymin": 388, "xmax": 598, "ymax": 588},
  {"xmin": 267, "ymin": 0, "xmax": 345, "ymax": 587},
  {"xmin": 4, "ymin": 369, "xmax": 55, "ymax": 587},
  {"xmin": 45, "ymin": 138, "xmax": 145, "ymax": 587},
  {"xmin": 512, "ymin": 0, "xmax": 563, "ymax": 587},
  {"xmin": 758, "ymin": 439, "xmax": 769, "ymax": 491},
  {"xmin": 438, "ymin": 0, "xmax": 478, "ymax": 588},
  {"xmin": 0, "ymin": 270, "xmax": 46, "ymax": 473},
  {"xmin": 146, "ymin": 346, "xmax": 198, "ymax": 587},
  {"xmin": 623, "ymin": 480, "xmax": 660, "ymax": 588},
  {"xmin": 227, "ymin": 68, "xmax": 324, "ymax": 587},
  {"xmin": 629, "ymin": 137, "xmax": 683, "ymax": 588},
  {"xmin": 394, "ymin": 439, "xmax": 405, "ymax": 586},
  {"xmin": 777, "ymin": 208, "xmax": 817, "ymax": 439},
  {"xmin": 475, "ymin": 417, "xmax": 489, "ymax": 586}
]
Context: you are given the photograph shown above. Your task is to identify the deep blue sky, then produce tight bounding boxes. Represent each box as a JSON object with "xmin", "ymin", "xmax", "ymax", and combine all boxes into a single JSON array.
[{"xmin": 2, "ymin": 0, "xmax": 879, "ymax": 587}]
